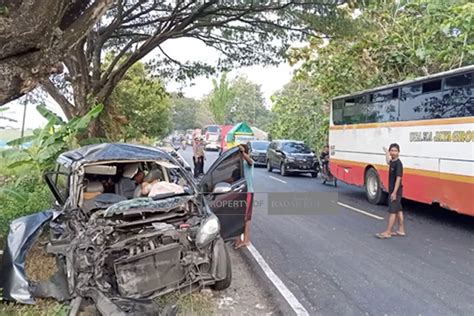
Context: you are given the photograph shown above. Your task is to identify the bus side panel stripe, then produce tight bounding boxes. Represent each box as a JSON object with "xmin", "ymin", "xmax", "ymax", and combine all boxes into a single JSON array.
[{"xmin": 330, "ymin": 160, "xmax": 474, "ymax": 216}]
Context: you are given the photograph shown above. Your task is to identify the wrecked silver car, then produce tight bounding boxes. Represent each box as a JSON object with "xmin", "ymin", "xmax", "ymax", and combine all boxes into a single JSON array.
[{"xmin": 1, "ymin": 143, "xmax": 251, "ymax": 314}]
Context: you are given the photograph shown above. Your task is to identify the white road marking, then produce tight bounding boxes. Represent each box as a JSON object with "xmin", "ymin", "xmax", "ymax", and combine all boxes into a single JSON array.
[
  {"xmin": 269, "ymin": 175, "xmax": 287, "ymax": 184},
  {"xmin": 248, "ymin": 243, "xmax": 310, "ymax": 316},
  {"xmin": 338, "ymin": 202, "xmax": 384, "ymax": 220}
]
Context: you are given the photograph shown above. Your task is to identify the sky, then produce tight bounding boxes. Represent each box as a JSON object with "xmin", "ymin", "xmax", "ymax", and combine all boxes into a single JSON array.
[{"xmin": 0, "ymin": 37, "xmax": 297, "ymax": 130}]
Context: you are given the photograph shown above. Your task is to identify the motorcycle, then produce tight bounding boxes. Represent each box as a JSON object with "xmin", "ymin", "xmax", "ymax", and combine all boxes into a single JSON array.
[{"xmin": 319, "ymin": 157, "xmax": 337, "ymax": 187}]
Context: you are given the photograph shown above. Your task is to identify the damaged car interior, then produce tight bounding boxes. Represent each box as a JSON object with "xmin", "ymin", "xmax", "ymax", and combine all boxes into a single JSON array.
[{"xmin": 0, "ymin": 143, "xmax": 249, "ymax": 315}]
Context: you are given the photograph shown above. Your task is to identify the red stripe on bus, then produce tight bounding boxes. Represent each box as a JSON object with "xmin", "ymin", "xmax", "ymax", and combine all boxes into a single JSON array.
[{"xmin": 330, "ymin": 160, "xmax": 474, "ymax": 217}]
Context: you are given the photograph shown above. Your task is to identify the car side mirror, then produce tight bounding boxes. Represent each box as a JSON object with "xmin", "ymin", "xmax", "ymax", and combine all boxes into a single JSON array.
[{"xmin": 212, "ymin": 182, "xmax": 232, "ymax": 194}]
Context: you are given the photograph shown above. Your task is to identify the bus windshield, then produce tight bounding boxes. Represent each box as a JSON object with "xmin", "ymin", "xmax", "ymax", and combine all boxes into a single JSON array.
[{"xmin": 206, "ymin": 125, "xmax": 219, "ymax": 133}]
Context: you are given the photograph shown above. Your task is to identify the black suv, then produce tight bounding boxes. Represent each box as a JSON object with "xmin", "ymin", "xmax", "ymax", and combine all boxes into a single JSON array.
[{"xmin": 266, "ymin": 140, "xmax": 319, "ymax": 177}]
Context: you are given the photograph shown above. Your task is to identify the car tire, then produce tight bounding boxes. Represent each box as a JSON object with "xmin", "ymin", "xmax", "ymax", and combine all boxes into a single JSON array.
[
  {"xmin": 267, "ymin": 160, "xmax": 273, "ymax": 172},
  {"xmin": 280, "ymin": 163, "xmax": 287, "ymax": 176},
  {"xmin": 365, "ymin": 168, "xmax": 386, "ymax": 205},
  {"xmin": 311, "ymin": 171, "xmax": 318, "ymax": 178},
  {"xmin": 211, "ymin": 244, "xmax": 232, "ymax": 291}
]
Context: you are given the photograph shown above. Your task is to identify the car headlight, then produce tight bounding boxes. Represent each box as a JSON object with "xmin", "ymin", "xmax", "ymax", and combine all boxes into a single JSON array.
[
  {"xmin": 286, "ymin": 156, "xmax": 295, "ymax": 162},
  {"xmin": 196, "ymin": 214, "xmax": 220, "ymax": 248}
]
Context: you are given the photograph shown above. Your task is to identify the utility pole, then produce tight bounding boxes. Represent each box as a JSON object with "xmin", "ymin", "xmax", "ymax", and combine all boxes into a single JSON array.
[{"xmin": 20, "ymin": 103, "xmax": 27, "ymax": 139}]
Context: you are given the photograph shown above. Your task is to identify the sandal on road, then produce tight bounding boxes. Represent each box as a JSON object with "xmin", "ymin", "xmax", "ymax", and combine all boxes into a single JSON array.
[
  {"xmin": 394, "ymin": 231, "xmax": 407, "ymax": 237},
  {"xmin": 375, "ymin": 232, "xmax": 392, "ymax": 239}
]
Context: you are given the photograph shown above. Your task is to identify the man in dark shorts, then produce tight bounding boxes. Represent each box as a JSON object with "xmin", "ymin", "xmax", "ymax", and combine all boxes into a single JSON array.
[{"xmin": 376, "ymin": 143, "xmax": 406, "ymax": 239}]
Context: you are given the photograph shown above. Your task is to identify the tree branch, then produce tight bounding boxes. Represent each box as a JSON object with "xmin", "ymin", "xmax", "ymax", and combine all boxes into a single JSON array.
[{"xmin": 40, "ymin": 77, "xmax": 74, "ymax": 119}]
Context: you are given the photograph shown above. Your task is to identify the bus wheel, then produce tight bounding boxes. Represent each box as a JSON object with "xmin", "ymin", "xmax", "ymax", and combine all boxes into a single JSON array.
[{"xmin": 365, "ymin": 168, "xmax": 386, "ymax": 205}]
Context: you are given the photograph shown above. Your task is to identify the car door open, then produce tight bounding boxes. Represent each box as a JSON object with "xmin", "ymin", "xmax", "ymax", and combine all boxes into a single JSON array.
[{"xmin": 200, "ymin": 147, "xmax": 248, "ymax": 240}]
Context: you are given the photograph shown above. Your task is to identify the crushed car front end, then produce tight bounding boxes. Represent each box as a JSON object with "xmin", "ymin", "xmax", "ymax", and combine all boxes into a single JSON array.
[{"xmin": 49, "ymin": 196, "xmax": 231, "ymax": 303}]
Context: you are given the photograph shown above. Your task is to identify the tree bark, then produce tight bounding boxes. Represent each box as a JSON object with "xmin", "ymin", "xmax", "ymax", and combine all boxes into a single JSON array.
[{"xmin": 0, "ymin": 0, "xmax": 114, "ymax": 106}]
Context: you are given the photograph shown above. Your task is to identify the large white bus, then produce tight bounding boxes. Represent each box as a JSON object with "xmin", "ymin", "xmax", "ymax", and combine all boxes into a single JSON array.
[{"xmin": 329, "ymin": 65, "xmax": 474, "ymax": 216}]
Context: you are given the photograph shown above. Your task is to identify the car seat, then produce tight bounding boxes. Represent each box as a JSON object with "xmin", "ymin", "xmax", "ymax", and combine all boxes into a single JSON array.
[
  {"xmin": 83, "ymin": 181, "xmax": 104, "ymax": 211},
  {"xmin": 115, "ymin": 177, "xmax": 137, "ymax": 199}
]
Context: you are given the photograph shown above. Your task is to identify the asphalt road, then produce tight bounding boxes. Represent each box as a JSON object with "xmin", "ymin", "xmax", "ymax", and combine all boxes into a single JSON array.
[{"xmin": 180, "ymin": 148, "xmax": 474, "ymax": 316}]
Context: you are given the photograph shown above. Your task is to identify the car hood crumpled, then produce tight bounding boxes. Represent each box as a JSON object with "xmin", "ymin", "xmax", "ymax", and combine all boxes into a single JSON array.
[{"xmin": 103, "ymin": 196, "xmax": 193, "ymax": 217}]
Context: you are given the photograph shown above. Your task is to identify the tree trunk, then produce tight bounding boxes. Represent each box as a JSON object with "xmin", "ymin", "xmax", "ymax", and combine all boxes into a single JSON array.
[{"xmin": 0, "ymin": 0, "xmax": 114, "ymax": 106}]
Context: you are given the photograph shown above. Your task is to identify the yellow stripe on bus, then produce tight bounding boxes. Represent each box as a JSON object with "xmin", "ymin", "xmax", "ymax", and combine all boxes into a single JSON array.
[
  {"xmin": 330, "ymin": 158, "xmax": 474, "ymax": 184},
  {"xmin": 329, "ymin": 117, "xmax": 474, "ymax": 130}
]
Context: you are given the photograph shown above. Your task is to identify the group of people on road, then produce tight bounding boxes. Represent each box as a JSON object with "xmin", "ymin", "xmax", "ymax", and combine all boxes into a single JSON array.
[{"xmin": 191, "ymin": 137, "xmax": 406, "ymax": 250}]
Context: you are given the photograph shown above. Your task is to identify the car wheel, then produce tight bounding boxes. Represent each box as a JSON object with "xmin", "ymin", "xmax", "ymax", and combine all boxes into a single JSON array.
[
  {"xmin": 365, "ymin": 168, "xmax": 386, "ymax": 204},
  {"xmin": 311, "ymin": 171, "xmax": 318, "ymax": 178},
  {"xmin": 280, "ymin": 163, "xmax": 287, "ymax": 176},
  {"xmin": 267, "ymin": 160, "xmax": 273, "ymax": 172},
  {"xmin": 211, "ymin": 244, "xmax": 232, "ymax": 291}
]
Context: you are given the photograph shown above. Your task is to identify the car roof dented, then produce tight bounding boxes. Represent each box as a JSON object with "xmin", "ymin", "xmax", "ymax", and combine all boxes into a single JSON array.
[{"xmin": 58, "ymin": 143, "xmax": 170, "ymax": 168}]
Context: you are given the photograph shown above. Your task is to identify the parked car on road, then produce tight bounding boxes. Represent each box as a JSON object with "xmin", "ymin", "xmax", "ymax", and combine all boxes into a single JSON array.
[
  {"xmin": 1, "ymin": 143, "xmax": 251, "ymax": 313},
  {"xmin": 266, "ymin": 140, "xmax": 319, "ymax": 177},
  {"xmin": 247, "ymin": 140, "xmax": 270, "ymax": 166}
]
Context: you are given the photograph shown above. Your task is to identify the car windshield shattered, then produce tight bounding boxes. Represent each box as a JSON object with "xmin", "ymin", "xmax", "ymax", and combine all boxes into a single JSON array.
[{"xmin": 0, "ymin": 143, "xmax": 237, "ymax": 315}]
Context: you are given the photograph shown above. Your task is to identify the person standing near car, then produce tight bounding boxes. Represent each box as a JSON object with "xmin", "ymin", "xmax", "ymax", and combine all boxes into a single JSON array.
[
  {"xmin": 376, "ymin": 143, "xmax": 406, "ymax": 239},
  {"xmin": 192, "ymin": 137, "xmax": 205, "ymax": 178},
  {"xmin": 235, "ymin": 144, "xmax": 254, "ymax": 249}
]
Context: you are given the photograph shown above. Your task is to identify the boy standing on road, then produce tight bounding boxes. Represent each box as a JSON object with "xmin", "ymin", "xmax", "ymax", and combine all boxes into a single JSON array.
[{"xmin": 376, "ymin": 143, "xmax": 406, "ymax": 239}]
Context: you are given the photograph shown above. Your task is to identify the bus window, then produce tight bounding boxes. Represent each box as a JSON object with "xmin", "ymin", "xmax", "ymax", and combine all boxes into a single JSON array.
[
  {"xmin": 422, "ymin": 79, "xmax": 442, "ymax": 93},
  {"xmin": 367, "ymin": 89, "xmax": 399, "ymax": 123},
  {"xmin": 400, "ymin": 83, "xmax": 444, "ymax": 121},
  {"xmin": 444, "ymin": 73, "xmax": 472, "ymax": 89},
  {"xmin": 343, "ymin": 96, "xmax": 366, "ymax": 124},
  {"xmin": 332, "ymin": 100, "xmax": 344, "ymax": 125},
  {"xmin": 442, "ymin": 73, "xmax": 474, "ymax": 118}
]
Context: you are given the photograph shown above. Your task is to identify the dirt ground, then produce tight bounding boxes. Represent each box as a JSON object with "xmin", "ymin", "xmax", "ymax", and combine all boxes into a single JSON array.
[
  {"xmin": 211, "ymin": 245, "xmax": 277, "ymax": 315},
  {"xmin": 1, "ymin": 238, "xmax": 277, "ymax": 316}
]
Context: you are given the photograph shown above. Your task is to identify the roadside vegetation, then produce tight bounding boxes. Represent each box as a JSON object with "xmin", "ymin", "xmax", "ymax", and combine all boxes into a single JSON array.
[{"xmin": 270, "ymin": 0, "xmax": 473, "ymax": 152}]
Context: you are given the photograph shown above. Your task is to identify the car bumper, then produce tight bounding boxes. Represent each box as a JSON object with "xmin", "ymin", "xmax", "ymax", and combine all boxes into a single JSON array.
[
  {"xmin": 284, "ymin": 162, "xmax": 318, "ymax": 172},
  {"xmin": 251, "ymin": 155, "xmax": 267, "ymax": 165}
]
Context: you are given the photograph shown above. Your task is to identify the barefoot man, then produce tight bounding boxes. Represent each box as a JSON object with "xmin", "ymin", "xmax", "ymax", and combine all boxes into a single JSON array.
[{"xmin": 376, "ymin": 143, "xmax": 406, "ymax": 239}]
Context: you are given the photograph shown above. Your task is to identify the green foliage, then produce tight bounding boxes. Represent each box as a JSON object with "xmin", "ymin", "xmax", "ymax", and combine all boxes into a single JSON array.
[
  {"xmin": 112, "ymin": 62, "xmax": 172, "ymax": 141},
  {"xmin": 170, "ymin": 94, "xmax": 199, "ymax": 131},
  {"xmin": 0, "ymin": 174, "xmax": 52, "ymax": 241},
  {"xmin": 208, "ymin": 73, "xmax": 234, "ymax": 125},
  {"xmin": 204, "ymin": 75, "xmax": 270, "ymax": 129},
  {"xmin": 195, "ymin": 100, "xmax": 216, "ymax": 127},
  {"xmin": 270, "ymin": 81, "xmax": 328, "ymax": 152},
  {"xmin": 273, "ymin": 0, "xmax": 473, "ymax": 151},
  {"xmin": 292, "ymin": 0, "xmax": 474, "ymax": 102},
  {"xmin": 225, "ymin": 76, "xmax": 270, "ymax": 128},
  {"xmin": 6, "ymin": 104, "xmax": 103, "ymax": 174}
]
